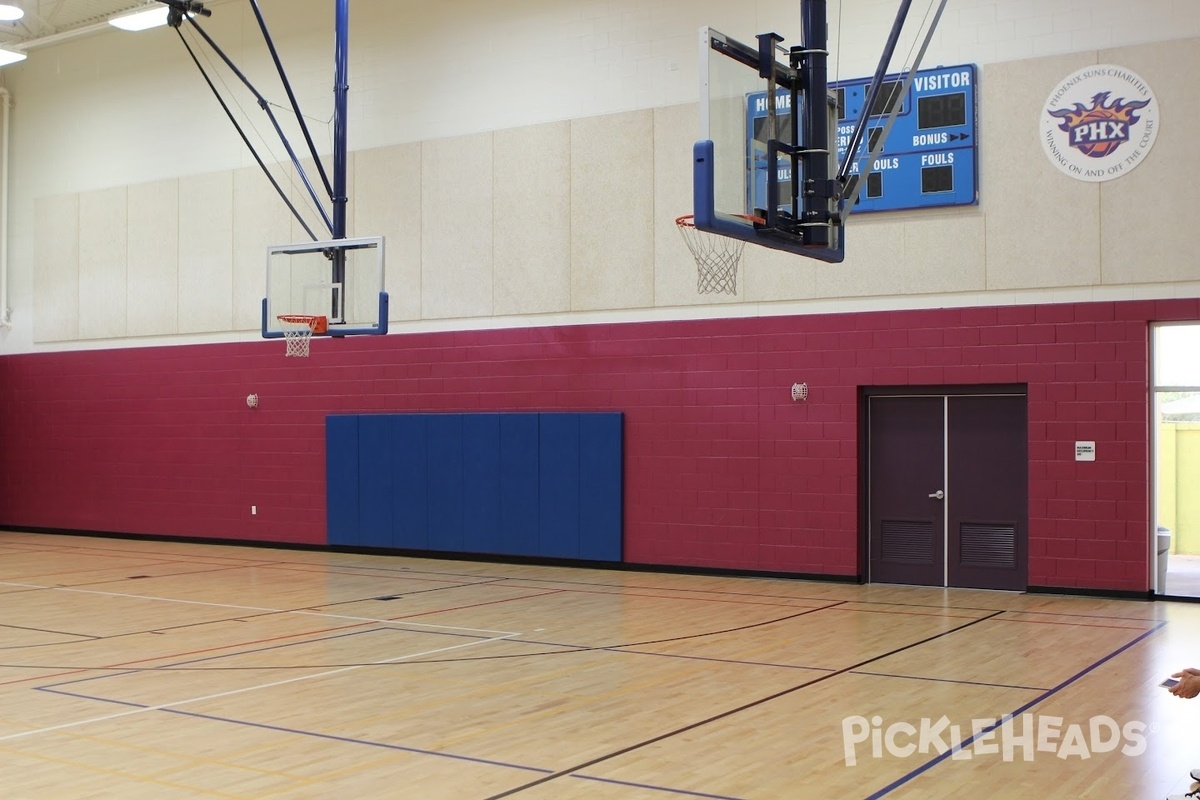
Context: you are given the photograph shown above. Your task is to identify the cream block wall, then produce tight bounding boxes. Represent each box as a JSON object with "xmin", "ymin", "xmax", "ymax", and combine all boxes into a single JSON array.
[
  {"xmin": 8, "ymin": 0, "xmax": 1200, "ymax": 349},
  {"xmin": 1099, "ymin": 38, "xmax": 1200, "ymax": 285},
  {"xmin": 421, "ymin": 133, "xmax": 494, "ymax": 320},
  {"xmin": 982, "ymin": 53, "xmax": 1102, "ymax": 291},
  {"xmin": 78, "ymin": 187, "xmax": 128, "ymax": 340},
  {"xmin": 127, "ymin": 180, "xmax": 179, "ymax": 338},
  {"xmin": 494, "ymin": 122, "xmax": 571, "ymax": 316},
  {"xmin": 571, "ymin": 111, "xmax": 655, "ymax": 312},
  {"xmin": 233, "ymin": 167, "xmax": 292, "ymax": 332},
  {"xmin": 32, "ymin": 194, "xmax": 79, "ymax": 343},
  {"xmin": 354, "ymin": 143, "xmax": 422, "ymax": 322},
  {"xmin": 178, "ymin": 173, "xmax": 234, "ymax": 335}
]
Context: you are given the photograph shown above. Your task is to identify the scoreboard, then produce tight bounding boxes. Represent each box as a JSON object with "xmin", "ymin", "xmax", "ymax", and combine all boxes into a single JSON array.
[{"xmin": 747, "ymin": 63, "xmax": 978, "ymax": 215}]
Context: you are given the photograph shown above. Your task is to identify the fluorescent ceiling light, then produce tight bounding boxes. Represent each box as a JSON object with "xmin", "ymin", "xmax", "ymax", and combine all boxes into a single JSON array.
[
  {"xmin": 109, "ymin": 5, "xmax": 170, "ymax": 32},
  {"xmin": 0, "ymin": 48, "xmax": 25, "ymax": 66},
  {"xmin": 0, "ymin": 5, "xmax": 23, "ymax": 22}
]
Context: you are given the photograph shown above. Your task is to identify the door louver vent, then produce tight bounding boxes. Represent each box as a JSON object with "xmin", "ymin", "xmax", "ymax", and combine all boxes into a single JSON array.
[
  {"xmin": 881, "ymin": 520, "xmax": 934, "ymax": 564},
  {"xmin": 960, "ymin": 523, "xmax": 1016, "ymax": 568}
]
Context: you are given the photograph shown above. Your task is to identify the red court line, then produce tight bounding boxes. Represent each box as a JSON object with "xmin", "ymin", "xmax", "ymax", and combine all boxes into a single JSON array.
[
  {"xmin": 386, "ymin": 589, "xmax": 568, "ymax": 620},
  {"xmin": 0, "ymin": 559, "xmax": 192, "ymax": 581}
]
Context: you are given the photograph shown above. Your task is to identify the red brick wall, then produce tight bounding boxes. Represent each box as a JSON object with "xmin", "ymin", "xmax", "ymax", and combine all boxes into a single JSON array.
[{"xmin": 2, "ymin": 297, "xmax": 1194, "ymax": 592}]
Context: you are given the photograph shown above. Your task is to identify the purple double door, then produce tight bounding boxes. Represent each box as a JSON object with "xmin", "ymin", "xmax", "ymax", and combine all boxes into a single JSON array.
[{"xmin": 866, "ymin": 392, "xmax": 1028, "ymax": 590}]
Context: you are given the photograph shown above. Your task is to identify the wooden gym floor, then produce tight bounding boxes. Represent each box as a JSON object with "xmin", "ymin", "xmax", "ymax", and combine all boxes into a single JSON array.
[{"xmin": 1, "ymin": 530, "xmax": 1198, "ymax": 800}]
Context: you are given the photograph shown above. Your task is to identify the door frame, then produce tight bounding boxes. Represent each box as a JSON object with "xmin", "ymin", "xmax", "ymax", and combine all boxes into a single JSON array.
[{"xmin": 857, "ymin": 384, "xmax": 1029, "ymax": 584}]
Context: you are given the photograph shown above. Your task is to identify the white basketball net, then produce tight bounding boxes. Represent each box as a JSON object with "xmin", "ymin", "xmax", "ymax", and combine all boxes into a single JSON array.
[
  {"xmin": 278, "ymin": 316, "xmax": 316, "ymax": 358},
  {"xmin": 676, "ymin": 215, "xmax": 748, "ymax": 295}
]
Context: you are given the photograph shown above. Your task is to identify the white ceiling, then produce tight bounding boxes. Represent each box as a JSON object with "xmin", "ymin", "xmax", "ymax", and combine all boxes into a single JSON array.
[{"xmin": 0, "ymin": 1, "xmax": 171, "ymax": 48}]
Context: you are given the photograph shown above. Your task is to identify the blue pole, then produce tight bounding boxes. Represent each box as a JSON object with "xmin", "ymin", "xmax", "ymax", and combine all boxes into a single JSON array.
[
  {"xmin": 333, "ymin": 0, "xmax": 349, "ymax": 240},
  {"xmin": 331, "ymin": 0, "xmax": 349, "ymax": 320},
  {"xmin": 801, "ymin": 0, "xmax": 830, "ymax": 247}
]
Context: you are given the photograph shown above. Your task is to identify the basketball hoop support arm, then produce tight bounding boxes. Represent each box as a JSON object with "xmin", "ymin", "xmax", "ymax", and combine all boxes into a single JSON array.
[
  {"xmin": 836, "ymin": 0, "xmax": 949, "ymax": 221},
  {"xmin": 168, "ymin": 1, "xmax": 334, "ymax": 239}
]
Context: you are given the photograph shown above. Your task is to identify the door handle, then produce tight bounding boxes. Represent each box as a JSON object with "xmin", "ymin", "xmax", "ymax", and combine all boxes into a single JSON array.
[{"xmin": 928, "ymin": 490, "xmax": 944, "ymax": 500}]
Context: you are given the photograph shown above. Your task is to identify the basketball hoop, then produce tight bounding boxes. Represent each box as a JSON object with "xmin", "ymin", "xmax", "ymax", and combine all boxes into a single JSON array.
[
  {"xmin": 277, "ymin": 314, "xmax": 327, "ymax": 358},
  {"xmin": 675, "ymin": 214, "xmax": 762, "ymax": 295}
]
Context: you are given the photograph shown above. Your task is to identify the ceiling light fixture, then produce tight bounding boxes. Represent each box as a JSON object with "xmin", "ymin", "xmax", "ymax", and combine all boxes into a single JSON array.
[
  {"xmin": 0, "ymin": 5, "xmax": 23, "ymax": 22},
  {"xmin": 108, "ymin": 5, "xmax": 170, "ymax": 32},
  {"xmin": 0, "ymin": 48, "xmax": 24, "ymax": 66}
]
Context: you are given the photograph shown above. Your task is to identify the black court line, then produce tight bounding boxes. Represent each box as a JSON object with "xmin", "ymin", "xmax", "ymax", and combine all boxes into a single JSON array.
[
  {"xmin": 482, "ymin": 610, "xmax": 1006, "ymax": 799},
  {"xmin": 571, "ymin": 773, "xmax": 743, "ymax": 799},
  {"xmin": 863, "ymin": 620, "xmax": 1168, "ymax": 799},
  {"xmin": 0, "ymin": 623, "xmax": 99, "ymax": 641}
]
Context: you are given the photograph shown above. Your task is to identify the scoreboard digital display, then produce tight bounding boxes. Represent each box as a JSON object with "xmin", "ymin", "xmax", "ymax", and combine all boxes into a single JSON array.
[{"xmin": 747, "ymin": 63, "xmax": 978, "ymax": 215}]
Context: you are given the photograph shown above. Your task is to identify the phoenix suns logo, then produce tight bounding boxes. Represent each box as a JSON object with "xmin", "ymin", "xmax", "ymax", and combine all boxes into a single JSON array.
[{"xmin": 1040, "ymin": 65, "xmax": 1158, "ymax": 182}]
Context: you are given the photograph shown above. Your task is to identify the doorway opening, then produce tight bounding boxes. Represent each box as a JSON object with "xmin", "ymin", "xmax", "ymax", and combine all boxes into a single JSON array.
[{"xmin": 1153, "ymin": 323, "xmax": 1200, "ymax": 597}]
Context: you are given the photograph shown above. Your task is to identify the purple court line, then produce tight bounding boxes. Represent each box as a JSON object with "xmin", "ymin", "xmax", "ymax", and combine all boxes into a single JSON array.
[
  {"xmin": 611, "ymin": 647, "xmax": 836, "ymax": 672},
  {"xmin": 863, "ymin": 620, "xmax": 1168, "ymax": 799},
  {"xmin": 571, "ymin": 773, "xmax": 745, "ymax": 799},
  {"xmin": 159, "ymin": 707, "xmax": 553, "ymax": 774},
  {"xmin": 850, "ymin": 669, "xmax": 1048, "ymax": 692}
]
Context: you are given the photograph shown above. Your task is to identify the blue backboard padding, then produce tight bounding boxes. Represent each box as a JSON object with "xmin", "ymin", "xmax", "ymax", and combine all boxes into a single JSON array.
[
  {"xmin": 579, "ymin": 414, "xmax": 624, "ymax": 561},
  {"xmin": 325, "ymin": 412, "xmax": 622, "ymax": 561},
  {"xmin": 426, "ymin": 414, "xmax": 465, "ymax": 551},
  {"xmin": 499, "ymin": 413, "xmax": 541, "ymax": 556},
  {"xmin": 462, "ymin": 414, "xmax": 501, "ymax": 554},
  {"xmin": 391, "ymin": 414, "xmax": 429, "ymax": 550},
  {"xmin": 539, "ymin": 414, "xmax": 581, "ymax": 559},
  {"xmin": 356, "ymin": 415, "xmax": 395, "ymax": 548},
  {"xmin": 326, "ymin": 415, "xmax": 360, "ymax": 546}
]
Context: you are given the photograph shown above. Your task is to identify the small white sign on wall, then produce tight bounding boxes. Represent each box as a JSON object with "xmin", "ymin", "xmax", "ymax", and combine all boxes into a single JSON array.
[{"xmin": 1075, "ymin": 441, "xmax": 1096, "ymax": 461}]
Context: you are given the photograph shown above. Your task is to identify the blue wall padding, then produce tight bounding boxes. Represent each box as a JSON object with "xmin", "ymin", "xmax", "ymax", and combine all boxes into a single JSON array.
[
  {"xmin": 392, "ymin": 414, "xmax": 429, "ymax": 550},
  {"xmin": 462, "ymin": 414, "xmax": 501, "ymax": 554},
  {"xmin": 539, "ymin": 413, "xmax": 580, "ymax": 559},
  {"xmin": 326, "ymin": 412, "xmax": 622, "ymax": 561},
  {"xmin": 498, "ymin": 413, "xmax": 541, "ymax": 556},
  {"xmin": 426, "ymin": 414, "xmax": 465, "ymax": 551},
  {"xmin": 356, "ymin": 414, "xmax": 395, "ymax": 548},
  {"xmin": 578, "ymin": 413, "xmax": 624, "ymax": 561},
  {"xmin": 326, "ymin": 415, "xmax": 360, "ymax": 546}
]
